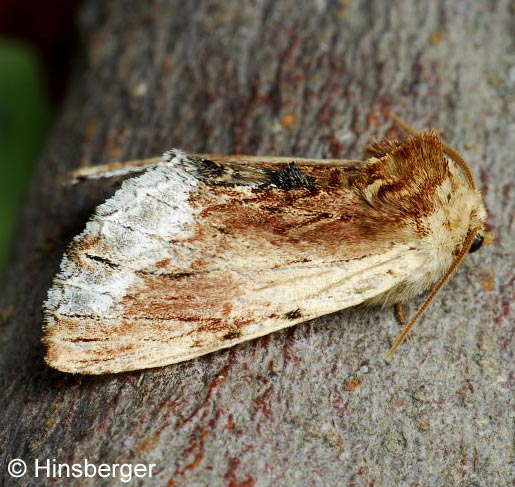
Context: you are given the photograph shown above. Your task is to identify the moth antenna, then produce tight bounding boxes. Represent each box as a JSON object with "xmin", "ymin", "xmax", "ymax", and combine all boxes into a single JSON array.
[
  {"xmin": 385, "ymin": 229, "xmax": 480, "ymax": 359},
  {"xmin": 390, "ymin": 112, "xmax": 476, "ymax": 189},
  {"xmin": 439, "ymin": 144, "xmax": 476, "ymax": 189},
  {"xmin": 389, "ymin": 113, "xmax": 420, "ymax": 137}
]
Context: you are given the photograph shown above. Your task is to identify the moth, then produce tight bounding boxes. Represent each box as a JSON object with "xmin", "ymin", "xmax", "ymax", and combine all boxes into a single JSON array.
[{"xmin": 43, "ymin": 117, "xmax": 490, "ymax": 374}]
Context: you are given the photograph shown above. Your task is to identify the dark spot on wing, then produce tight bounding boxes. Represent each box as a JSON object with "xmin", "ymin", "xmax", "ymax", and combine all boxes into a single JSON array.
[
  {"xmin": 135, "ymin": 270, "xmax": 198, "ymax": 279},
  {"xmin": 84, "ymin": 253, "xmax": 119, "ymax": 269},
  {"xmin": 284, "ymin": 309, "xmax": 302, "ymax": 320},
  {"xmin": 222, "ymin": 331, "xmax": 242, "ymax": 340},
  {"xmin": 197, "ymin": 157, "xmax": 226, "ymax": 178},
  {"xmin": 189, "ymin": 156, "xmax": 271, "ymax": 186},
  {"xmin": 264, "ymin": 162, "xmax": 316, "ymax": 190}
]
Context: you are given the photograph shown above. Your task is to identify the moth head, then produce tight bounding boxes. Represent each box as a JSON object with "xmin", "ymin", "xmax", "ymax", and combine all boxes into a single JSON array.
[
  {"xmin": 468, "ymin": 232, "xmax": 483, "ymax": 253},
  {"xmin": 386, "ymin": 114, "xmax": 493, "ymax": 359},
  {"xmin": 466, "ymin": 206, "xmax": 493, "ymax": 253},
  {"xmin": 447, "ymin": 147, "xmax": 493, "ymax": 255},
  {"xmin": 465, "ymin": 197, "xmax": 489, "ymax": 254}
]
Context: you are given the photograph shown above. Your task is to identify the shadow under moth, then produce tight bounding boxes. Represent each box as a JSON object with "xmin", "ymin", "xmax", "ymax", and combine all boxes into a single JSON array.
[{"xmin": 43, "ymin": 117, "xmax": 490, "ymax": 374}]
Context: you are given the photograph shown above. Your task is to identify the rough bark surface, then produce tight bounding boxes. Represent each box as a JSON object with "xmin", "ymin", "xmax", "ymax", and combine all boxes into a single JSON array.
[{"xmin": 1, "ymin": 1, "xmax": 514, "ymax": 486}]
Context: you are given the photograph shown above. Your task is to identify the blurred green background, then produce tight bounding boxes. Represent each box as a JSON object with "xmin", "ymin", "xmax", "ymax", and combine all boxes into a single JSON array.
[
  {"xmin": 0, "ymin": 40, "xmax": 54, "ymax": 269},
  {"xmin": 0, "ymin": 1, "xmax": 79, "ymax": 272}
]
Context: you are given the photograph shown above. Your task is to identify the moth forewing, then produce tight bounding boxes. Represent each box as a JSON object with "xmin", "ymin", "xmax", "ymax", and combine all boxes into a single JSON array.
[
  {"xmin": 43, "ymin": 130, "xmax": 488, "ymax": 374},
  {"xmin": 71, "ymin": 153, "xmax": 362, "ymax": 184},
  {"xmin": 71, "ymin": 156, "xmax": 162, "ymax": 183}
]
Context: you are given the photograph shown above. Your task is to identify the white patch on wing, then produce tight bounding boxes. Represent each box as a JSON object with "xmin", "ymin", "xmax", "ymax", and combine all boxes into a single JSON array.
[{"xmin": 44, "ymin": 150, "xmax": 199, "ymax": 320}]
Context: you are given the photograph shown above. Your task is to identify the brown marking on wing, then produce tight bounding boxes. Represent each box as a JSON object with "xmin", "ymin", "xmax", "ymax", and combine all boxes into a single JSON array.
[
  {"xmin": 68, "ymin": 232, "xmax": 106, "ymax": 267},
  {"xmin": 184, "ymin": 132, "xmax": 454, "ymax": 262},
  {"xmin": 156, "ymin": 258, "xmax": 171, "ymax": 268},
  {"xmin": 222, "ymin": 330, "xmax": 242, "ymax": 340},
  {"xmin": 188, "ymin": 180, "xmax": 375, "ymax": 260},
  {"xmin": 122, "ymin": 272, "xmax": 238, "ymax": 328},
  {"xmin": 284, "ymin": 309, "xmax": 302, "ymax": 320},
  {"xmin": 44, "ymin": 325, "xmax": 138, "ymax": 373}
]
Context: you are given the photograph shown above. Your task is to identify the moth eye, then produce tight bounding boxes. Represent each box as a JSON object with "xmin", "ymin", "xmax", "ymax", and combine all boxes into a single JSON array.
[{"xmin": 469, "ymin": 233, "xmax": 484, "ymax": 253}]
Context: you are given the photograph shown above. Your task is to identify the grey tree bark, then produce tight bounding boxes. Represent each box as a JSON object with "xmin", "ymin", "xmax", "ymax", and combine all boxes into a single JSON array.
[{"xmin": 1, "ymin": 1, "xmax": 514, "ymax": 486}]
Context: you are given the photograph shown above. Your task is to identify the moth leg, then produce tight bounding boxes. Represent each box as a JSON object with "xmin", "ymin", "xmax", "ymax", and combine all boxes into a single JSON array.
[
  {"xmin": 70, "ymin": 156, "xmax": 161, "ymax": 184},
  {"xmin": 394, "ymin": 303, "xmax": 408, "ymax": 327}
]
